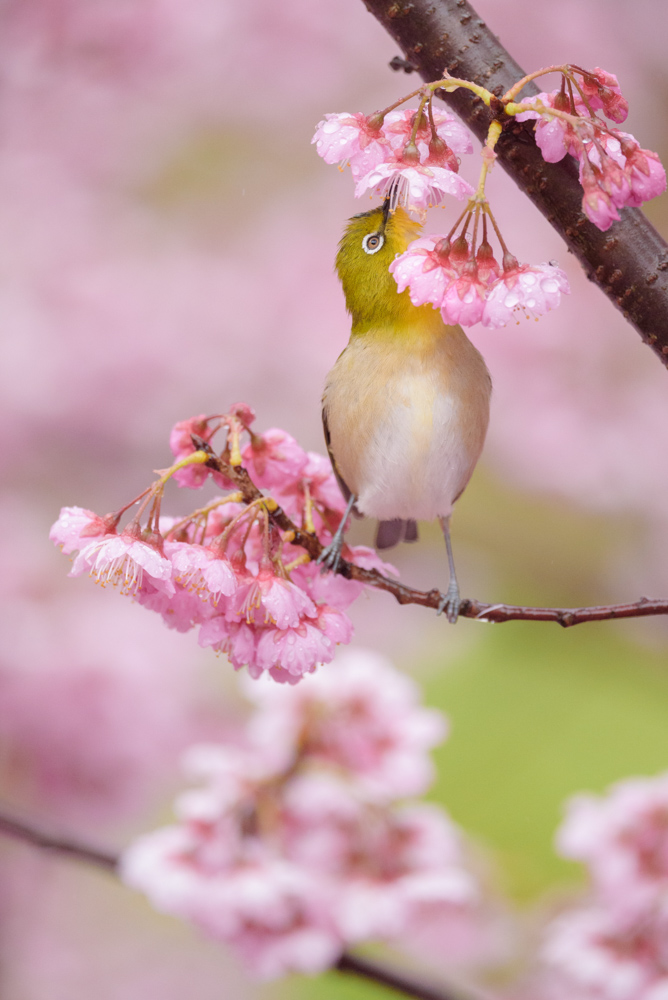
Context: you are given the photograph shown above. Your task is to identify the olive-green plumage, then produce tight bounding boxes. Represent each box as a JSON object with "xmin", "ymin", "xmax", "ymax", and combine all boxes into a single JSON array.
[{"xmin": 336, "ymin": 205, "xmax": 423, "ymax": 334}]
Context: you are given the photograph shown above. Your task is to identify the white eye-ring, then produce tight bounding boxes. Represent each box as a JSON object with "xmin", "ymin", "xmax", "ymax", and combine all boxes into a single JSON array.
[{"xmin": 362, "ymin": 232, "xmax": 384, "ymax": 255}]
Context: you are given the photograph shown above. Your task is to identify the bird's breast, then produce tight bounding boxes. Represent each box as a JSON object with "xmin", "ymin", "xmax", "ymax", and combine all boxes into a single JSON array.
[{"xmin": 322, "ymin": 321, "xmax": 491, "ymax": 521}]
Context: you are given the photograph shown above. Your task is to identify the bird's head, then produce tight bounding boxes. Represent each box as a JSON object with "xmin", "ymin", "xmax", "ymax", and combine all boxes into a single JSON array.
[{"xmin": 336, "ymin": 202, "xmax": 423, "ymax": 333}]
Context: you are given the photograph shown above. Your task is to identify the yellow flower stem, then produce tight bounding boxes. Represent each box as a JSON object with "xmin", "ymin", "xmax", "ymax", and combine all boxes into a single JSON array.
[
  {"xmin": 505, "ymin": 101, "xmax": 593, "ymax": 130},
  {"xmin": 156, "ymin": 449, "xmax": 210, "ymax": 487},
  {"xmin": 469, "ymin": 119, "xmax": 503, "ymax": 208},
  {"xmin": 166, "ymin": 494, "xmax": 244, "ymax": 537},
  {"xmin": 373, "ymin": 87, "xmax": 425, "ymax": 122},
  {"xmin": 283, "ymin": 552, "xmax": 311, "ymax": 573},
  {"xmin": 428, "ymin": 75, "xmax": 494, "ymax": 105},
  {"xmin": 228, "ymin": 426, "xmax": 243, "ymax": 467},
  {"xmin": 302, "ymin": 481, "xmax": 316, "ymax": 535},
  {"xmin": 501, "ymin": 65, "xmax": 570, "ymax": 103},
  {"xmin": 408, "ymin": 88, "xmax": 431, "ymax": 145}
]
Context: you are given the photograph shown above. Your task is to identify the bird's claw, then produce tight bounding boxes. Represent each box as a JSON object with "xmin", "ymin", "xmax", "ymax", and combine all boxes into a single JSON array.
[
  {"xmin": 317, "ymin": 538, "xmax": 343, "ymax": 575},
  {"xmin": 437, "ymin": 584, "xmax": 461, "ymax": 624}
]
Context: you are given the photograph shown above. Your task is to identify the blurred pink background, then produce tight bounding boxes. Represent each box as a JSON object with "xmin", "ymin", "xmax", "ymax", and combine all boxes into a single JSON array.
[{"xmin": 0, "ymin": 0, "xmax": 667, "ymax": 996}]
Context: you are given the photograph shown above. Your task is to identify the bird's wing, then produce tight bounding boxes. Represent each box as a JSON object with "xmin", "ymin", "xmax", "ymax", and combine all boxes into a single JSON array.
[{"xmin": 322, "ymin": 406, "xmax": 362, "ymax": 517}]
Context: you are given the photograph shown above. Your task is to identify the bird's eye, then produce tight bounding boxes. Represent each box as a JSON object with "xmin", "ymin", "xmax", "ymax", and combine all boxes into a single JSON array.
[{"xmin": 362, "ymin": 232, "xmax": 384, "ymax": 255}]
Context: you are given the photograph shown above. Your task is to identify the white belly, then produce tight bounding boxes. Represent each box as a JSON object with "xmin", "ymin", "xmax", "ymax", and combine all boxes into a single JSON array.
[
  {"xmin": 323, "ymin": 321, "xmax": 491, "ymax": 524},
  {"xmin": 356, "ymin": 373, "xmax": 474, "ymax": 521}
]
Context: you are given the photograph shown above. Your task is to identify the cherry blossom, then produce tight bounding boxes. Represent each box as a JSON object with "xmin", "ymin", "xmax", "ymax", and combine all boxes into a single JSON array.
[
  {"xmin": 121, "ymin": 652, "xmax": 481, "ymax": 977},
  {"xmin": 70, "ymin": 530, "xmax": 175, "ymax": 596},
  {"xmin": 49, "ymin": 506, "xmax": 111, "ymax": 554},
  {"xmin": 515, "ymin": 78, "xmax": 664, "ymax": 229},
  {"xmin": 355, "ymin": 158, "xmax": 474, "ymax": 212},
  {"xmin": 579, "ymin": 68, "xmax": 629, "ymax": 123},
  {"xmin": 311, "ymin": 112, "xmax": 390, "ymax": 181},
  {"xmin": 391, "ymin": 235, "xmax": 569, "ymax": 328},
  {"xmin": 52, "ymin": 408, "xmax": 394, "ymax": 683},
  {"xmin": 481, "ymin": 259, "xmax": 570, "ymax": 328},
  {"xmin": 540, "ymin": 772, "xmax": 668, "ymax": 1000},
  {"xmin": 246, "ymin": 649, "xmax": 446, "ymax": 800}
]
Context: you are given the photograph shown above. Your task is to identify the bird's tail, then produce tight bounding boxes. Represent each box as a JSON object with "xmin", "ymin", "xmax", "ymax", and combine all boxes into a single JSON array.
[{"xmin": 375, "ymin": 519, "xmax": 419, "ymax": 550}]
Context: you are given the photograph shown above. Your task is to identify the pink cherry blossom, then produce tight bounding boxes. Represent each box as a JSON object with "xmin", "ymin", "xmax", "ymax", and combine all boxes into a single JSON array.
[
  {"xmin": 121, "ymin": 656, "xmax": 481, "ymax": 977},
  {"xmin": 355, "ymin": 159, "xmax": 474, "ymax": 212},
  {"xmin": 70, "ymin": 530, "xmax": 175, "ymax": 596},
  {"xmin": 241, "ymin": 427, "xmax": 308, "ymax": 489},
  {"xmin": 557, "ymin": 773, "xmax": 668, "ymax": 912},
  {"xmin": 541, "ymin": 905, "xmax": 668, "ymax": 1000},
  {"xmin": 515, "ymin": 90, "xmax": 584, "ymax": 163},
  {"xmin": 121, "ymin": 825, "xmax": 343, "ymax": 979},
  {"xmin": 49, "ymin": 506, "xmax": 110, "ymax": 554},
  {"xmin": 482, "ymin": 261, "xmax": 570, "ymax": 328},
  {"xmin": 169, "ymin": 414, "xmax": 234, "ymax": 490},
  {"xmin": 254, "ymin": 606, "xmax": 353, "ymax": 683},
  {"xmin": 579, "ymin": 67, "xmax": 629, "ymax": 123},
  {"xmin": 166, "ymin": 540, "xmax": 237, "ymax": 605},
  {"xmin": 228, "ymin": 559, "xmax": 317, "ymax": 630},
  {"xmin": 381, "ymin": 108, "xmax": 473, "ymax": 159},
  {"xmin": 135, "ymin": 578, "xmax": 211, "ymax": 633},
  {"xmin": 311, "ymin": 111, "xmax": 389, "ymax": 181},
  {"xmin": 246, "ymin": 649, "xmax": 445, "ymax": 800},
  {"xmin": 390, "ymin": 235, "xmax": 457, "ymax": 307}
]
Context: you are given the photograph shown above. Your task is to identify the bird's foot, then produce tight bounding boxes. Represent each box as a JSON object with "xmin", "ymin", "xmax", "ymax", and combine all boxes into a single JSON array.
[
  {"xmin": 317, "ymin": 535, "xmax": 344, "ymax": 575},
  {"xmin": 437, "ymin": 582, "xmax": 461, "ymax": 624}
]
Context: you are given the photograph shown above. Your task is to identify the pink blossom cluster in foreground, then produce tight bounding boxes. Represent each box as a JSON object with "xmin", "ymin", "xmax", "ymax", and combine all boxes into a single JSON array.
[
  {"xmin": 121, "ymin": 650, "xmax": 481, "ymax": 978},
  {"xmin": 541, "ymin": 772, "xmax": 668, "ymax": 999},
  {"xmin": 390, "ymin": 235, "xmax": 570, "ymax": 328},
  {"xmin": 50, "ymin": 406, "xmax": 394, "ymax": 685},
  {"xmin": 516, "ymin": 68, "xmax": 666, "ymax": 230},
  {"xmin": 312, "ymin": 108, "xmax": 474, "ymax": 212}
]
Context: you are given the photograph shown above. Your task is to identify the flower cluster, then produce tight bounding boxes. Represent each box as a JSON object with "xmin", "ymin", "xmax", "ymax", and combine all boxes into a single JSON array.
[
  {"xmin": 313, "ymin": 65, "xmax": 665, "ymax": 329},
  {"xmin": 50, "ymin": 406, "xmax": 396, "ymax": 685},
  {"xmin": 516, "ymin": 68, "xmax": 666, "ymax": 230},
  {"xmin": 121, "ymin": 651, "xmax": 480, "ymax": 978},
  {"xmin": 312, "ymin": 107, "xmax": 474, "ymax": 212},
  {"xmin": 391, "ymin": 233, "xmax": 570, "ymax": 328},
  {"xmin": 541, "ymin": 772, "xmax": 668, "ymax": 999}
]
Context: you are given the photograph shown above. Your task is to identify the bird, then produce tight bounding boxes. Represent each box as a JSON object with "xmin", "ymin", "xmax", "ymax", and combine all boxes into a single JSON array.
[{"xmin": 319, "ymin": 199, "xmax": 492, "ymax": 622}]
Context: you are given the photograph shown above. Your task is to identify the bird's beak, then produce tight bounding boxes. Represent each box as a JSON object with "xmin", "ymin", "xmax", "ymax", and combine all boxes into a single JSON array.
[{"xmin": 381, "ymin": 195, "xmax": 392, "ymax": 230}]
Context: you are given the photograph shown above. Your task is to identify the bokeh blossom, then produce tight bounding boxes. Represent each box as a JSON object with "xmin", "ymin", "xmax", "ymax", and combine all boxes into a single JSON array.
[
  {"xmin": 540, "ymin": 773, "xmax": 668, "ymax": 1000},
  {"xmin": 121, "ymin": 651, "xmax": 482, "ymax": 978}
]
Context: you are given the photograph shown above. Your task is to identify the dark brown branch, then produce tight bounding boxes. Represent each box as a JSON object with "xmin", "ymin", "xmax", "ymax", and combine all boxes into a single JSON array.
[
  {"xmin": 362, "ymin": 0, "xmax": 668, "ymax": 366},
  {"xmin": 0, "ymin": 807, "xmax": 484, "ymax": 1000},
  {"xmin": 0, "ymin": 810, "xmax": 118, "ymax": 872},
  {"xmin": 336, "ymin": 952, "xmax": 481, "ymax": 1000},
  {"xmin": 201, "ymin": 448, "xmax": 668, "ymax": 628}
]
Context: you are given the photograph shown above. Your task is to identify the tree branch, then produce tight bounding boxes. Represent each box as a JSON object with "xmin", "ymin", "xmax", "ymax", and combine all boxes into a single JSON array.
[
  {"xmin": 200, "ymin": 448, "xmax": 668, "ymax": 628},
  {"xmin": 0, "ymin": 810, "xmax": 117, "ymax": 871},
  {"xmin": 361, "ymin": 0, "xmax": 668, "ymax": 366},
  {"xmin": 335, "ymin": 952, "xmax": 483, "ymax": 1000},
  {"xmin": 0, "ymin": 806, "xmax": 482, "ymax": 1000}
]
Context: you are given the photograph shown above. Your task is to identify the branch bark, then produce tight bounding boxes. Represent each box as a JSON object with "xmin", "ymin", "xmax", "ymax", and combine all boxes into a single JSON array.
[
  {"xmin": 0, "ymin": 805, "xmax": 481, "ymax": 1000},
  {"xmin": 361, "ymin": 0, "xmax": 668, "ymax": 366},
  {"xmin": 335, "ymin": 952, "xmax": 482, "ymax": 1000},
  {"xmin": 202, "ymin": 449, "xmax": 668, "ymax": 628}
]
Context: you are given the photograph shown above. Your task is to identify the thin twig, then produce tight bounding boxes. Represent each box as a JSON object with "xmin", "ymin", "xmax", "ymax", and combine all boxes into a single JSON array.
[
  {"xmin": 336, "ymin": 952, "xmax": 483, "ymax": 1000},
  {"xmin": 361, "ymin": 0, "xmax": 668, "ymax": 367},
  {"xmin": 202, "ymin": 448, "xmax": 668, "ymax": 628},
  {"xmin": 0, "ymin": 806, "xmax": 487, "ymax": 1000},
  {"xmin": 0, "ymin": 810, "xmax": 118, "ymax": 871}
]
